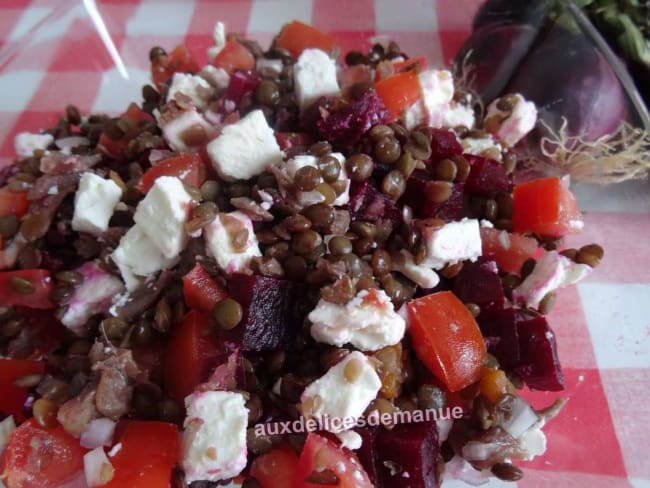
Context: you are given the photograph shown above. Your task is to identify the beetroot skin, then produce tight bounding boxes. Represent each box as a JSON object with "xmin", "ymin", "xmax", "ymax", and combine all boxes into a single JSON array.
[
  {"xmin": 515, "ymin": 315, "xmax": 565, "ymax": 391},
  {"xmin": 221, "ymin": 274, "xmax": 300, "ymax": 351}
]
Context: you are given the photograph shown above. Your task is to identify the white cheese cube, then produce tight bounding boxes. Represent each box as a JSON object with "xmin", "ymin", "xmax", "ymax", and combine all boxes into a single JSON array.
[
  {"xmin": 300, "ymin": 351, "xmax": 381, "ymax": 433},
  {"xmin": 182, "ymin": 391, "xmax": 248, "ymax": 483},
  {"xmin": 308, "ymin": 288, "xmax": 405, "ymax": 351},
  {"xmin": 391, "ymin": 250, "xmax": 440, "ymax": 289},
  {"xmin": 421, "ymin": 218, "xmax": 482, "ymax": 270},
  {"xmin": 485, "ymin": 93, "xmax": 537, "ymax": 147},
  {"xmin": 14, "ymin": 132, "xmax": 54, "ymax": 157},
  {"xmin": 166, "ymin": 72, "xmax": 213, "ymax": 109},
  {"xmin": 133, "ymin": 176, "xmax": 192, "ymax": 259},
  {"xmin": 71, "ymin": 172, "xmax": 123, "ymax": 236},
  {"xmin": 418, "ymin": 69, "xmax": 454, "ymax": 128},
  {"xmin": 443, "ymin": 102, "xmax": 475, "ymax": 129},
  {"xmin": 160, "ymin": 107, "xmax": 214, "ymax": 152},
  {"xmin": 206, "ymin": 109, "xmax": 282, "ymax": 181},
  {"xmin": 204, "ymin": 211, "xmax": 261, "ymax": 273},
  {"xmin": 512, "ymin": 250, "xmax": 591, "ymax": 308},
  {"xmin": 293, "ymin": 48, "xmax": 340, "ymax": 109}
]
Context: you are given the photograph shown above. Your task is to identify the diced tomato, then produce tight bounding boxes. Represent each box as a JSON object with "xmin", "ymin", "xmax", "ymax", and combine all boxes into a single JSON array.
[
  {"xmin": 0, "ymin": 270, "xmax": 54, "ymax": 309},
  {"xmin": 478, "ymin": 367, "xmax": 511, "ymax": 404},
  {"xmin": 250, "ymin": 447, "xmax": 299, "ymax": 488},
  {"xmin": 1, "ymin": 418, "xmax": 87, "ymax": 488},
  {"xmin": 480, "ymin": 227, "xmax": 540, "ymax": 275},
  {"xmin": 212, "ymin": 40, "xmax": 256, "ymax": 74},
  {"xmin": 407, "ymin": 291, "xmax": 487, "ymax": 392},
  {"xmin": 275, "ymin": 21, "xmax": 337, "ymax": 58},
  {"xmin": 512, "ymin": 177, "xmax": 583, "ymax": 238},
  {"xmin": 103, "ymin": 421, "xmax": 179, "ymax": 488},
  {"xmin": 98, "ymin": 103, "xmax": 155, "ymax": 160},
  {"xmin": 182, "ymin": 263, "xmax": 228, "ymax": 313},
  {"xmin": 275, "ymin": 132, "xmax": 314, "ymax": 151},
  {"xmin": 0, "ymin": 359, "xmax": 45, "ymax": 420},
  {"xmin": 151, "ymin": 44, "xmax": 200, "ymax": 91},
  {"xmin": 374, "ymin": 70, "xmax": 421, "ymax": 122},
  {"xmin": 164, "ymin": 310, "xmax": 220, "ymax": 403},
  {"xmin": 0, "ymin": 188, "xmax": 29, "ymax": 219},
  {"xmin": 137, "ymin": 154, "xmax": 205, "ymax": 193}
]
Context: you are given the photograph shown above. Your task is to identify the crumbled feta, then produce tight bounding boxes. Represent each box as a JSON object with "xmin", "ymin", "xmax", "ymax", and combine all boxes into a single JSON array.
[
  {"xmin": 166, "ymin": 72, "xmax": 213, "ymax": 109},
  {"xmin": 485, "ymin": 93, "xmax": 537, "ymax": 147},
  {"xmin": 207, "ymin": 21, "xmax": 226, "ymax": 61},
  {"xmin": 111, "ymin": 225, "xmax": 178, "ymax": 290},
  {"xmin": 207, "ymin": 109, "xmax": 283, "ymax": 181},
  {"xmin": 256, "ymin": 58, "xmax": 284, "ymax": 75},
  {"xmin": 281, "ymin": 153, "xmax": 350, "ymax": 206},
  {"xmin": 71, "ymin": 172, "xmax": 123, "ymax": 236},
  {"xmin": 60, "ymin": 262, "xmax": 125, "ymax": 334},
  {"xmin": 160, "ymin": 107, "xmax": 214, "ymax": 152},
  {"xmin": 418, "ymin": 69, "xmax": 454, "ymax": 128},
  {"xmin": 182, "ymin": 391, "xmax": 248, "ymax": 483},
  {"xmin": 391, "ymin": 250, "xmax": 440, "ymax": 289},
  {"xmin": 443, "ymin": 102, "xmax": 475, "ymax": 129},
  {"xmin": 293, "ymin": 48, "xmax": 340, "ymax": 109},
  {"xmin": 421, "ymin": 218, "xmax": 482, "ymax": 270},
  {"xmin": 14, "ymin": 132, "xmax": 54, "ymax": 157},
  {"xmin": 300, "ymin": 351, "xmax": 381, "ymax": 432},
  {"xmin": 198, "ymin": 65, "xmax": 230, "ymax": 90},
  {"xmin": 336, "ymin": 430, "xmax": 363, "ymax": 450},
  {"xmin": 518, "ymin": 421, "xmax": 547, "ymax": 460},
  {"xmin": 512, "ymin": 250, "xmax": 591, "ymax": 308},
  {"xmin": 204, "ymin": 211, "xmax": 261, "ymax": 273},
  {"xmin": 403, "ymin": 101, "xmax": 426, "ymax": 130},
  {"xmin": 309, "ymin": 288, "xmax": 405, "ymax": 351},
  {"xmin": 460, "ymin": 136, "xmax": 502, "ymax": 160},
  {"xmin": 133, "ymin": 176, "xmax": 193, "ymax": 259}
]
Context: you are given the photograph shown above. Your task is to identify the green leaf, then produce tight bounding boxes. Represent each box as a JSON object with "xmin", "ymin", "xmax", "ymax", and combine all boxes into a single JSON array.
[{"xmin": 617, "ymin": 15, "xmax": 650, "ymax": 66}]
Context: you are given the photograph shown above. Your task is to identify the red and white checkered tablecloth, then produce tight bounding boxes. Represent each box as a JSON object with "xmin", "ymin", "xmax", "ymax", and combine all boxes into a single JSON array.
[{"xmin": 1, "ymin": 1, "xmax": 649, "ymax": 487}]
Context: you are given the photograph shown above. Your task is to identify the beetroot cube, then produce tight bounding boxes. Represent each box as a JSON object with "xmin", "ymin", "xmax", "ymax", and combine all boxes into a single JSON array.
[
  {"xmin": 516, "ymin": 316, "xmax": 565, "ymax": 391},
  {"xmin": 453, "ymin": 259, "xmax": 505, "ymax": 312},
  {"xmin": 464, "ymin": 155, "xmax": 510, "ymax": 197},
  {"xmin": 478, "ymin": 308, "xmax": 520, "ymax": 369},
  {"xmin": 375, "ymin": 421, "xmax": 440, "ymax": 488},
  {"xmin": 404, "ymin": 170, "xmax": 465, "ymax": 220},
  {"xmin": 354, "ymin": 427, "xmax": 379, "ymax": 485},
  {"xmin": 429, "ymin": 128, "xmax": 463, "ymax": 161},
  {"xmin": 348, "ymin": 181, "xmax": 402, "ymax": 226},
  {"xmin": 222, "ymin": 274, "xmax": 299, "ymax": 351},
  {"xmin": 223, "ymin": 70, "xmax": 260, "ymax": 108}
]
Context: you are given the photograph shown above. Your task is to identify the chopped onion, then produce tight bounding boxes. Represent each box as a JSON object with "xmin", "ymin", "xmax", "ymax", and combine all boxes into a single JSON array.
[
  {"xmin": 149, "ymin": 149, "xmax": 175, "ymax": 165},
  {"xmin": 0, "ymin": 416, "xmax": 16, "ymax": 453},
  {"xmin": 80, "ymin": 418, "xmax": 116, "ymax": 449},
  {"xmin": 501, "ymin": 397, "xmax": 539, "ymax": 439},
  {"xmin": 84, "ymin": 447, "xmax": 115, "ymax": 487},
  {"xmin": 442, "ymin": 455, "xmax": 492, "ymax": 486}
]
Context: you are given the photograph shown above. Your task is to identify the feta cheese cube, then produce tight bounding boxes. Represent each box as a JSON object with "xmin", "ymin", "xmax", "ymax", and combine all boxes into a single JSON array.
[
  {"xmin": 204, "ymin": 211, "xmax": 261, "ymax": 273},
  {"xmin": 293, "ymin": 48, "xmax": 340, "ymax": 109},
  {"xmin": 421, "ymin": 218, "xmax": 482, "ymax": 270},
  {"xmin": 207, "ymin": 109, "xmax": 283, "ymax": 181},
  {"xmin": 160, "ymin": 107, "xmax": 214, "ymax": 152},
  {"xmin": 71, "ymin": 172, "xmax": 123, "ymax": 236},
  {"xmin": 182, "ymin": 391, "xmax": 248, "ymax": 483},
  {"xmin": 391, "ymin": 250, "xmax": 440, "ymax": 289},
  {"xmin": 485, "ymin": 93, "xmax": 537, "ymax": 147},
  {"xmin": 512, "ymin": 250, "xmax": 591, "ymax": 308},
  {"xmin": 300, "ymin": 351, "xmax": 381, "ymax": 432},
  {"xmin": 443, "ymin": 102, "xmax": 475, "ymax": 130},
  {"xmin": 166, "ymin": 72, "xmax": 213, "ymax": 109},
  {"xmin": 308, "ymin": 288, "xmax": 406, "ymax": 351},
  {"xmin": 418, "ymin": 69, "xmax": 454, "ymax": 128},
  {"xmin": 111, "ymin": 225, "xmax": 178, "ymax": 290},
  {"xmin": 133, "ymin": 176, "xmax": 193, "ymax": 259},
  {"xmin": 198, "ymin": 65, "xmax": 230, "ymax": 90},
  {"xmin": 14, "ymin": 132, "xmax": 54, "ymax": 157},
  {"xmin": 207, "ymin": 21, "xmax": 226, "ymax": 61}
]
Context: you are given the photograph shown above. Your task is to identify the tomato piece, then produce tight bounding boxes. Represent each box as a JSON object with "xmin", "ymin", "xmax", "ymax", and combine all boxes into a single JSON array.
[
  {"xmin": 275, "ymin": 21, "xmax": 337, "ymax": 58},
  {"xmin": 480, "ymin": 227, "xmax": 540, "ymax": 275},
  {"xmin": 0, "ymin": 270, "xmax": 54, "ymax": 309},
  {"xmin": 151, "ymin": 44, "xmax": 200, "ymax": 91},
  {"xmin": 2, "ymin": 418, "xmax": 87, "ymax": 488},
  {"xmin": 407, "ymin": 291, "xmax": 487, "ymax": 392},
  {"xmin": 512, "ymin": 177, "xmax": 583, "ymax": 238},
  {"xmin": 374, "ymin": 70, "xmax": 421, "ymax": 122},
  {"xmin": 137, "ymin": 154, "xmax": 205, "ymax": 193},
  {"xmin": 182, "ymin": 263, "xmax": 228, "ymax": 313},
  {"xmin": 250, "ymin": 447, "xmax": 299, "ymax": 488},
  {"xmin": 212, "ymin": 40, "xmax": 256, "ymax": 74},
  {"xmin": 293, "ymin": 433, "xmax": 373, "ymax": 488},
  {"xmin": 0, "ymin": 359, "xmax": 45, "ymax": 420},
  {"xmin": 103, "ymin": 421, "xmax": 179, "ymax": 488},
  {"xmin": 164, "ymin": 310, "xmax": 220, "ymax": 403},
  {"xmin": 0, "ymin": 188, "xmax": 29, "ymax": 219}
]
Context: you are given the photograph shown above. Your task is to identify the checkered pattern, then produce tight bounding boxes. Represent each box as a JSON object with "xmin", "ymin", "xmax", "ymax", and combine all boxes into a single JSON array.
[{"xmin": 1, "ymin": 1, "xmax": 649, "ymax": 486}]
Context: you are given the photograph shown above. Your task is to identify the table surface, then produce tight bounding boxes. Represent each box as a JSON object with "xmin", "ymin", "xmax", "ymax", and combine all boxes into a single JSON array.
[{"xmin": 0, "ymin": 1, "xmax": 649, "ymax": 487}]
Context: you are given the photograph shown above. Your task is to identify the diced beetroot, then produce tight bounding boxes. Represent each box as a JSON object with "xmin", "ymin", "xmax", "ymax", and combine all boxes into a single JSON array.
[
  {"xmin": 464, "ymin": 155, "xmax": 510, "ymax": 198},
  {"xmin": 316, "ymin": 90, "xmax": 389, "ymax": 150},
  {"xmin": 221, "ymin": 274, "xmax": 300, "ymax": 351},
  {"xmin": 515, "ymin": 315, "xmax": 564, "ymax": 391},
  {"xmin": 429, "ymin": 128, "xmax": 463, "ymax": 161},
  {"xmin": 404, "ymin": 170, "xmax": 465, "ymax": 221},
  {"xmin": 348, "ymin": 181, "xmax": 402, "ymax": 227},
  {"xmin": 453, "ymin": 259, "xmax": 505, "ymax": 312},
  {"xmin": 375, "ymin": 421, "xmax": 440, "ymax": 488},
  {"xmin": 478, "ymin": 308, "xmax": 520, "ymax": 369},
  {"xmin": 223, "ymin": 70, "xmax": 260, "ymax": 108},
  {"xmin": 354, "ymin": 427, "xmax": 379, "ymax": 486}
]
